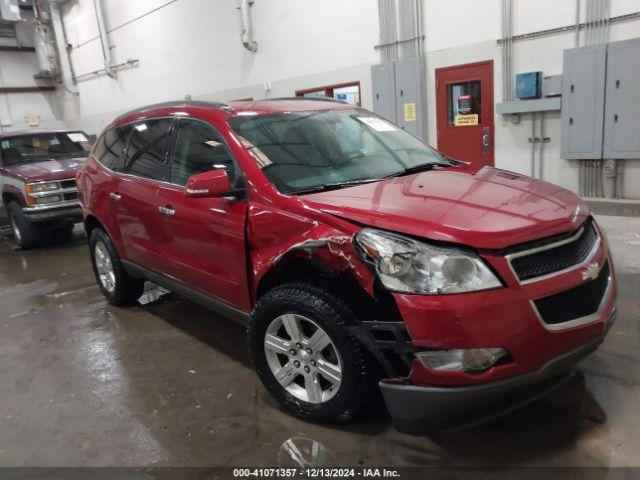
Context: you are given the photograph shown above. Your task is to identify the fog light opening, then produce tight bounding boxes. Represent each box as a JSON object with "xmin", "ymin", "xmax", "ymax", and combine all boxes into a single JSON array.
[{"xmin": 415, "ymin": 348, "xmax": 509, "ymax": 373}]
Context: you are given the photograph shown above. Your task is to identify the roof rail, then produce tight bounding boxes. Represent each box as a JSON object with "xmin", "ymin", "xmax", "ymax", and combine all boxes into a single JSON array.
[
  {"xmin": 114, "ymin": 100, "xmax": 228, "ymax": 123},
  {"xmin": 268, "ymin": 96, "xmax": 349, "ymax": 104}
]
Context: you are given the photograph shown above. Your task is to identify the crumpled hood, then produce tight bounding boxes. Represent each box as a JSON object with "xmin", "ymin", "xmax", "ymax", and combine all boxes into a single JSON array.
[
  {"xmin": 301, "ymin": 166, "xmax": 590, "ymax": 250},
  {"xmin": 5, "ymin": 157, "xmax": 87, "ymax": 183}
]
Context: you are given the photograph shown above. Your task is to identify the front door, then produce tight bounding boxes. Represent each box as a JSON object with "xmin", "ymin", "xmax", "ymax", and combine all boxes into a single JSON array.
[
  {"xmin": 156, "ymin": 118, "xmax": 250, "ymax": 312},
  {"xmin": 436, "ymin": 60, "xmax": 494, "ymax": 167}
]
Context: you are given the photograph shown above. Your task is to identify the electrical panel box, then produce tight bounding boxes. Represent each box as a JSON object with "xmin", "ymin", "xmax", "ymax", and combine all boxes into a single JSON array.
[
  {"xmin": 0, "ymin": 0, "xmax": 20, "ymax": 22},
  {"xmin": 394, "ymin": 56, "xmax": 426, "ymax": 139},
  {"xmin": 542, "ymin": 75, "xmax": 563, "ymax": 97},
  {"xmin": 603, "ymin": 38, "xmax": 640, "ymax": 159},
  {"xmin": 516, "ymin": 72, "xmax": 542, "ymax": 99},
  {"xmin": 371, "ymin": 57, "xmax": 427, "ymax": 140},
  {"xmin": 371, "ymin": 64, "xmax": 397, "ymax": 124},
  {"xmin": 561, "ymin": 45, "xmax": 607, "ymax": 160}
]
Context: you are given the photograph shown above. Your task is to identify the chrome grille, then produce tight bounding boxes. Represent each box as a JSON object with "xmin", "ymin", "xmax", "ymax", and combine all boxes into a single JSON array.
[{"xmin": 508, "ymin": 221, "xmax": 599, "ymax": 282}]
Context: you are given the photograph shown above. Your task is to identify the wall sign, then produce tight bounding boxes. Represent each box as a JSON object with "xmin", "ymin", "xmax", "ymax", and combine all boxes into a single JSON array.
[
  {"xmin": 403, "ymin": 103, "xmax": 417, "ymax": 122},
  {"xmin": 454, "ymin": 114, "xmax": 479, "ymax": 126}
]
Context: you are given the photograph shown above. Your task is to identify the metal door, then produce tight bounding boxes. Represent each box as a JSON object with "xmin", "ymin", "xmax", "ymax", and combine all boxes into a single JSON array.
[{"xmin": 436, "ymin": 60, "xmax": 494, "ymax": 166}]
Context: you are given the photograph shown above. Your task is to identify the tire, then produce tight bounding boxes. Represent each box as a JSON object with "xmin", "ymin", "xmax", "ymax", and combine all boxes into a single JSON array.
[
  {"xmin": 7, "ymin": 201, "xmax": 38, "ymax": 249},
  {"xmin": 249, "ymin": 283, "xmax": 370, "ymax": 423},
  {"xmin": 89, "ymin": 227, "xmax": 145, "ymax": 306}
]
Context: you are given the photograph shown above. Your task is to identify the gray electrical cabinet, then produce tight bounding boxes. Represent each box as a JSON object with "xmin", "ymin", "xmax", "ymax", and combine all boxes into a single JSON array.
[
  {"xmin": 371, "ymin": 56, "xmax": 427, "ymax": 140},
  {"xmin": 603, "ymin": 38, "xmax": 640, "ymax": 159},
  {"xmin": 394, "ymin": 56, "xmax": 426, "ymax": 139},
  {"xmin": 371, "ymin": 63, "xmax": 397, "ymax": 124},
  {"xmin": 561, "ymin": 45, "xmax": 607, "ymax": 160}
]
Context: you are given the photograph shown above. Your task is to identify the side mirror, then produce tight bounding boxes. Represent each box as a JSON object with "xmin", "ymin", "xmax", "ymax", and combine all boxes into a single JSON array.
[{"xmin": 185, "ymin": 169, "xmax": 236, "ymax": 198}]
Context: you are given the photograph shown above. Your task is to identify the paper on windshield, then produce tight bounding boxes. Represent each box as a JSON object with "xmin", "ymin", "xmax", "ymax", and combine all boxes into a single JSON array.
[
  {"xmin": 356, "ymin": 116, "xmax": 397, "ymax": 132},
  {"xmin": 67, "ymin": 133, "xmax": 89, "ymax": 143}
]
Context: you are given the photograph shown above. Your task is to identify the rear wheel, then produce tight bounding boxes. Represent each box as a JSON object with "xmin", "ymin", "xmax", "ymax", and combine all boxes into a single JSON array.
[
  {"xmin": 249, "ymin": 283, "xmax": 370, "ymax": 423},
  {"xmin": 7, "ymin": 202, "xmax": 38, "ymax": 249},
  {"xmin": 89, "ymin": 228, "xmax": 145, "ymax": 305}
]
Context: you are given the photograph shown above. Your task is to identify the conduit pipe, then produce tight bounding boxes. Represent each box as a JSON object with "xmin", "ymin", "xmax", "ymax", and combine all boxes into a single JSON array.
[
  {"xmin": 575, "ymin": 0, "xmax": 581, "ymax": 46},
  {"xmin": 239, "ymin": 0, "xmax": 258, "ymax": 53},
  {"xmin": 94, "ymin": 0, "xmax": 115, "ymax": 78},
  {"xmin": 49, "ymin": 0, "xmax": 78, "ymax": 94}
]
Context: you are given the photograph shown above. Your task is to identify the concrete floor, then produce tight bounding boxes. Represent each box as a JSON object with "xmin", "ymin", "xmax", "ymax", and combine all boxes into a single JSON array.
[{"xmin": 0, "ymin": 215, "xmax": 638, "ymax": 468}]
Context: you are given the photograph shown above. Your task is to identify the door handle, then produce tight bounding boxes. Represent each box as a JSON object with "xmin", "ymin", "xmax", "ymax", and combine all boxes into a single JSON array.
[
  {"xmin": 482, "ymin": 126, "xmax": 490, "ymax": 155},
  {"xmin": 158, "ymin": 206, "xmax": 176, "ymax": 216},
  {"xmin": 110, "ymin": 192, "xmax": 121, "ymax": 202}
]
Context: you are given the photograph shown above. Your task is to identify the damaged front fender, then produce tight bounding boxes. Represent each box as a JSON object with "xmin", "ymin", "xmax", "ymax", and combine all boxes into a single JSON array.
[{"xmin": 248, "ymin": 204, "xmax": 376, "ymax": 304}]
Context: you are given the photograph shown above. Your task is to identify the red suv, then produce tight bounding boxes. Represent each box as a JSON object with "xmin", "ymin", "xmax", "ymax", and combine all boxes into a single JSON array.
[
  {"xmin": 77, "ymin": 99, "xmax": 616, "ymax": 434},
  {"xmin": 1, "ymin": 129, "xmax": 93, "ymax": 248}
]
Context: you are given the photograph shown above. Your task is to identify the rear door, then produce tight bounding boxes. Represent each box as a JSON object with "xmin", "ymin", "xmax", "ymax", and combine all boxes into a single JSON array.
[
  {"xmin": 89, "ymin": 124, "xmax": 133, "ymax": 249},
  {"xmin": 116, "ymin": 118, "xmax": 175, "ymax": 270},
  {"xmin": 156, "ymin": 118, "xmax": 250, "ymax": 311}
]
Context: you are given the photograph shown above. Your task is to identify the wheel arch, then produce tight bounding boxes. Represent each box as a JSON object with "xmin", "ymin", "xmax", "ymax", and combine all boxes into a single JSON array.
[{"xmin": 84, "ymin": 214, "xmax": 105, "ymax": 238}]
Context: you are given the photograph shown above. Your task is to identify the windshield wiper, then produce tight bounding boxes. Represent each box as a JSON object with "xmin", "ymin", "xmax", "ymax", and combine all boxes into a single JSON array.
[
  {"xmin": 384, "ymin": 161, "xmax": 455, "ymax": 179},
  {"xmin": 292, "ymin": 178, "xmax": 382, "ymax": 195}
]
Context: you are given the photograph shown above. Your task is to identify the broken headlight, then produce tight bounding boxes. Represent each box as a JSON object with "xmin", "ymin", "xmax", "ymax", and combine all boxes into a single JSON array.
[{"xmin": 355, "ymin": 228, "xmax": 502, "ymax": 294}]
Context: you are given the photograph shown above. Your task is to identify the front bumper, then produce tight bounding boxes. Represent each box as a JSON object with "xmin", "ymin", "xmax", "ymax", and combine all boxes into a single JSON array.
[
  {"xmin": 23, "ymin": 201, "xmax": 83, "ymax": 222},
  {"xmin": 372, "ymin": 220, "xmax": 617, "ymax": 434},
  {"xmin": 380, "ymin": 321, "xmax": 612, "ymax": 435}
]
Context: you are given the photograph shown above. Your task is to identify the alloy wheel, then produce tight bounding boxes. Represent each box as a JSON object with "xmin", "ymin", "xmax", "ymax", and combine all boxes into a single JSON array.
[
  {"xmin": 94, "ymin": 241, "xmax": 116, "ymax": 293},
  {"xmin": 264, "ymin": 314, "xmax": 343, "ymax": 404},
  {"xmin": 9, "ymin": 214, "xmax": 21, "ymax": 245}
]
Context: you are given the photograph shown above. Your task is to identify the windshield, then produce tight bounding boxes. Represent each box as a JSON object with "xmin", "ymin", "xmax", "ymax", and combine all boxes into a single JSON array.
[
  {"xmin": 0, "ymin": 131, "xmax": 94, "ymax": 166},
  {"xmin": 228, "ymin": 108, "xmax": 453, "ymax": 194}
]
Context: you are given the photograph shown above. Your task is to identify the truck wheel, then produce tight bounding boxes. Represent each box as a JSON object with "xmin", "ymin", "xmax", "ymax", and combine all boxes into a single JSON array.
[
  {"xmin": 249, "ymin": 283, "xmax": 369, "ymax": 423},
  {"xmin": 7, "ymin": 202, "xmax": 38, "ymax": 249},
  {"xmin": 89, "ymin": 228, "xmax": 145, "ymax": 306}
]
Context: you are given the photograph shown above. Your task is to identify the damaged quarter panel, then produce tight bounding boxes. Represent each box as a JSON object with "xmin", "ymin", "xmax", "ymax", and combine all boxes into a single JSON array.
[{"xmin": 247, "ymin": 201, "xmax": 377, "ymax": 304}]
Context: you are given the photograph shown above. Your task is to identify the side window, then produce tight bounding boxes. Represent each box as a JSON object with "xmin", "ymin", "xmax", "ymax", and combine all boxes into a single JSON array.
[
  {"xmin": 170, "ymin": 119, "xmax": 240, "ymax": 187},
  {"xmin": 124, "ymin": 119, "xmax": 174, "ymax": 181},
  {"xmin": 95, "ymin": 125, "xmax": 133, "ymax": 172}
]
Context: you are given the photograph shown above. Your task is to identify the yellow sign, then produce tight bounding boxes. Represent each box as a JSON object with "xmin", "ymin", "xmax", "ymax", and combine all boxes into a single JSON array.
[
  {"xmin": 454, "ymin": 114, "xmax": 478, "ymax": 126},
  {"xmin": 403, "ymin": 103, "xmax": 417, "ymax": 122}
]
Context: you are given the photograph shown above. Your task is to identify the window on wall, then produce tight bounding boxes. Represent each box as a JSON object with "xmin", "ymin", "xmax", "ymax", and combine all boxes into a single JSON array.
[
  {"xmin": 448, "ymin": 81, "xmax": 482, "ymax": 126},
  {"xmin": 295, "ymin": 82, "xmax": 361, "ymax": 106}
]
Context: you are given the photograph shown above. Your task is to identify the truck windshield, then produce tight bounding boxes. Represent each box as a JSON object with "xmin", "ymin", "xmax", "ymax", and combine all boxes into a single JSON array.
[
  {"xmin": 228, "ymin": 108, "xmax": 454, "ymax": 194},
  {"xmin": 0, "ymin": 132, "xmax": 94, "ymax": 166}
]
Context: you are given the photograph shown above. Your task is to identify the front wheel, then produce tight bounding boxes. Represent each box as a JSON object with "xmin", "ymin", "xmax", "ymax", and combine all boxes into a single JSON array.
[
  {"xmin": 89, "ymin": 228, "xmax": 145, "ymax": 306},
  {"xmin": 249, "ymin": 283, "xmax": 370, "ymax": 423},
  {"xmin": 7, "ymin": 202, "xmax": 38, "ymax": 249}
]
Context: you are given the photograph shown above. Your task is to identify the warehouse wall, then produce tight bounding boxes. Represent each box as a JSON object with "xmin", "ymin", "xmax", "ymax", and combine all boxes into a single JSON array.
[
  {"xmin": 54, "ymin": 0, "xmax": 640, "ymax": 197},
  {"xmin": 57, "ymin": 0, "xmax": 379, "ymax": 133},
  {"xmin": 423, "ymin": 0, "xmax": 640, "ymax": 198},
  {"xmin": 0, "ymin": 31, "xmax": 63, "ymax": 131}
]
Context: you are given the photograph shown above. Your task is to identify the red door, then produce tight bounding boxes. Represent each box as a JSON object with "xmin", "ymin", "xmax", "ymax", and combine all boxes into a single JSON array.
[{"xmin": 436, "ymin": 60, "xmax": 494, "ymax": 167}]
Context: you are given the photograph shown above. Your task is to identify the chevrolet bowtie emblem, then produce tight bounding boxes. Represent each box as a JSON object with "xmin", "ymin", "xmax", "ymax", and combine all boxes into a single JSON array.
[{"xmin": 582, "ymin": 262, "xmax": 600, "ymax": 281}]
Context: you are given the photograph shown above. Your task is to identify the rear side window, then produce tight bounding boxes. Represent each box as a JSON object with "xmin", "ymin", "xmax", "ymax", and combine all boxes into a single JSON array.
[
  {"xmin": 170, "ymin": 119, "xmax": 241, "ymax": 187},
  {"xmin": 94, "ymin": 125, "xmax": 133, "ymax": 172},
  {"xmin": 124, "ymin": 119, "xmax": 174, "ymax": 181}
]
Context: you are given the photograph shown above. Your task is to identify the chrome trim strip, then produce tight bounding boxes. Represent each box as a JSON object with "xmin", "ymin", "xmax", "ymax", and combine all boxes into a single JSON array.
[
  {"xmin": 29, "ymin": 187, "xmax": 78, "ymax": 198},
  {"xmin": 529, "ymin": 259, "xmax": 613, "ymax": 332},
  {"xmin": 23, "ymin": 200, "xmax": 81, "ymax": 212},
  {"xmin": 26, "ymin": 178, "xmax": 77, "ymax": 187},
  {"xmin": 506, "ymin": 224, "xmax": 601, "ymax": 285}
]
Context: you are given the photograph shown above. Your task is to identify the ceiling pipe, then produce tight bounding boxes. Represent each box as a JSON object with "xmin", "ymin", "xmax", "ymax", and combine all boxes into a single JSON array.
[
  {"xmin": 48, "ymin": 0, "xmax": 78, "ymax": 94},
  {"xmin": 93, "ymin": 0, "xmax": 115, "ymax": 78},
  {"xmin": 239, "ymin": 0, "xmax": 258, "ymax": 53}
]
